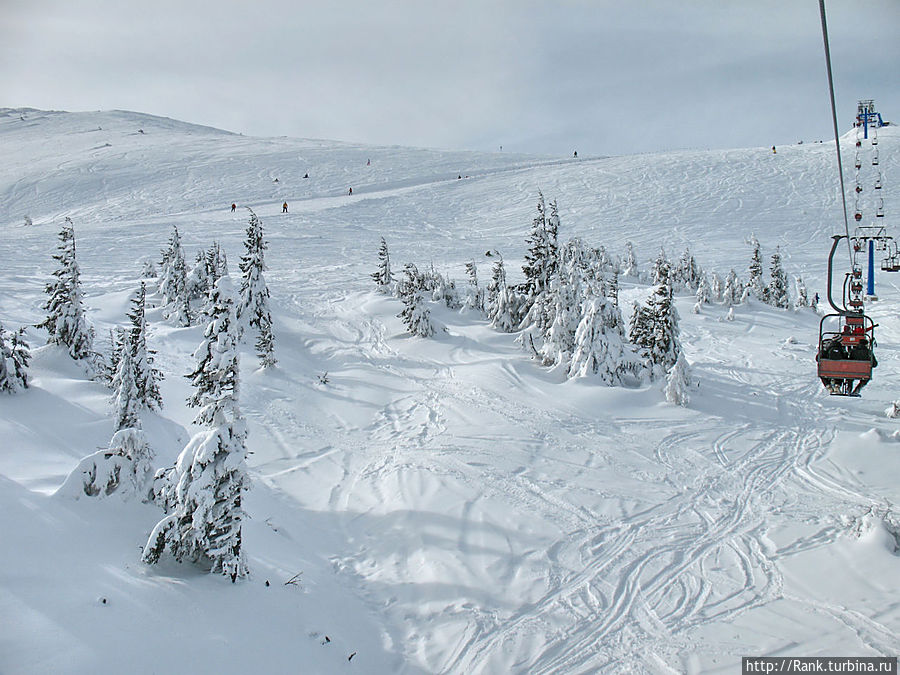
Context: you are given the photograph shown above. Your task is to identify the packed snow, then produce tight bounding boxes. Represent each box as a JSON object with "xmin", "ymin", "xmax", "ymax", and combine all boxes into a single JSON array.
[{"xmin": 2, "ymin": 107, "xmax": 899, "ymax": 674}]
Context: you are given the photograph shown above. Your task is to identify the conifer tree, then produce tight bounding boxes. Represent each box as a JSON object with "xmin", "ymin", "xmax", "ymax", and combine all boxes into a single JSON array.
[
  {"xmin": 665, "ymin": 352, "xmax": 692, "ymax": 406},
  {"xmin": 569, "ymin": 292, "xmax": 634, "ymax": 384},
  {"xmin": 632, "ymin": 263, "xmax": 680, "ymax": 379},
  {"xmin": 521, "ymin": 192, "xmax": 559, "ymax": 318},
  {"xmin": 59, "ymin": 329, "xmax": 154, "ymax": 500},
  {"xmin": 710, "ymin": 272, "xmax": 724, "ymax": 303},
  {"xmin": 651, "ymin": 248, "xmax": 670, "ymax": 285},
  {"xmin": 141, "ymin": 260, "xmax": 157, "ymax": 278},
  {"xmin": 37, "ymin": 217, "xmax": 94, "ymax": 361},
  {"xmin": 723, "ymin": 269, "xmax": 741, "ymax": 306},
  {"xmin": 767, "ymin": 247, "xmax": 790, "ymax": 308},
  {"xmin": 397, "ymin": 266, "xmax": 435, "ymax": 337},
  {"xmin": 0, "ymin": 323, "xmax": 30, "ymax": 393},
  {"xmin": 128, "ymin": 282, "xmax": 164, "ymax": 409},
  {"xmin": 748, "ymin": 235, "xmax": 766, "ymax": 302},
  {"xmin": 371, "ymin": 237, "xmax": 395, "ymax": 293},
  {"xmin": 485, "ymin": 258, "xmax": 519, "ymax": 333},
  {"xmin": 622, "ymin": 241, "xmax": 639, "ymax": 278},
  {"xmin": 238, "ymin": 210, "xmax": 276, "ymax": 367},
  {"xmin": 143, "ymin": 276, "xmax": 249, "ymax": 581},
  {"xmin": 695, "ymin": 273, "xmax": 711, "ymax": 310},
  {"xmin": 158, "ymin": 226, "xmax": 191, "ymax": 326},
  {"xmin": 794, "ymin": 275, "xmax": 809, "ymax": 308},
  {"xmin": 464, "ymin": 261, "xmax": 484, "ymax": 312}
]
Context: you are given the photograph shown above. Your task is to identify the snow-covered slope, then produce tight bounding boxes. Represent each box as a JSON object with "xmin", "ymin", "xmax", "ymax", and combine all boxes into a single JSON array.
[{"xmin": 2, "ymin": 108, "xmax": 899, "ymax": 674}]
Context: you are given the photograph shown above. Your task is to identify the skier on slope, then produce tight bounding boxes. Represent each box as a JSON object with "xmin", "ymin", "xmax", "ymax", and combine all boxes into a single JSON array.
[{"xmin": 283, "ymin": 202, "xmax": 288, "ymax": 213}]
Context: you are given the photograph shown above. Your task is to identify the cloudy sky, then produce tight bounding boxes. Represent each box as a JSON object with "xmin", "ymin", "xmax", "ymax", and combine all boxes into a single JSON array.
[{"xmin": 3, "ymin": 0, "xmax": 899, "ymax": 156}]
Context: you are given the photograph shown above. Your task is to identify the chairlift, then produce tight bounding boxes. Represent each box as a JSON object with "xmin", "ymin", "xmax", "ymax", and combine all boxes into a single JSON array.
[
  {"xmin": 875, "ymin": 176, "xmax": 882, "ymax": 190},
  {"xmin": 816, "ymin": 236, "xmax": 878, "ymax": 397},
  {"xmin": 876, "ymin": 199, "xmax": 884, "ymax": 218}
]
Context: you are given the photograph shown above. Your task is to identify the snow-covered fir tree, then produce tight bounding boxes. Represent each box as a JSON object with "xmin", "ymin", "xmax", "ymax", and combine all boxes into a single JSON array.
[
  {"xmin": 767, "ymin": 247, "xmax": 790, "ymax": 308},
  {"xmin": 568, "ymin": 291, "xmax": 635, "ymax": 384},
  {"xmin": 238, "ymin": 210, "xmax": 276, "ymax": 367},
  {"xmin": 631, "ymin": 262, "xmax": 680, "ymax": 379},
  {"xmin": 397, "ymin": 265, "xmax": 436, "ymax": 338},
  {"xmin": 141, "ymin": 260, "xmax": 157, "ymax": 278},
  {"xmin": 747, "ymin": 235, "xmax": 766, "ymax": 302},
  {"xmin": 651, "ymin": 248, "xmax": 670, "ymax": 285},
  {"xmin": 37, "ymin": 217, "xmax": 94, "ymax": 362},
  {"xmin": 538, "ymin": 275, "xmax": 582, "ymax": 367},
  {"xmin": 794, "ymin": 275, "xmax": 809, "ymax": 308},
  {"xmin": 621, "ymin": 241, "xmax": 639, "ymax": 278},
  {"xmin": 127, "ymin": 282, "xmax": 164, "ymax": 410},
  {"xmin": 58, "ymin": 329, "xmax": 154, "ymax": 500},
  {"xmin": 158, "ymin": 226, "xmax": 191, "ymax": 326},
  {"xmin": 186, "ymin": 250, "xmax": 213, "ymax": 302},
  {"xmin": 675, "ymin": 247, "xmax": 701, "ymax": 291},
  {"xmin": 143, "ymin": 276, "xmax": 249, "ymax": 581},
  {"xmin": 371, "ymin": 237, "xmax": 395, "ymax": 293},
  {"xmin": 664, "ymin": 352, "xmax": 692, "ymax": 406},
  {"xmin": 710, "ymin": 272, "xmax": 724, "ymax": 303},
  {"xmin": 485, "ymin": 258, "xmax": 519, "ymax": 332},
  {"xmin": 723, "ymin": 269, "xmax": 741, "ymax": 306},
  {"xmin": 464, "ymin": 260, "xmax": 484, "ymax": 312},
  {"xmin": 695, "ymin": 273, "xmax": 712, "ymax": 306},
  {"xmin": 520, "ymin": 192, "xmax": 559, "ymax": 321},
  {"xmin": 430, "ymin": 269, "xmax": 461, "ymax": 310},
  {"xmin": 885, "ymin": 401, "xmax": 900, "ymax": 419},
  {"xmin": 0, "ymin": 323, "xmax": 30, "ymax": 393}
]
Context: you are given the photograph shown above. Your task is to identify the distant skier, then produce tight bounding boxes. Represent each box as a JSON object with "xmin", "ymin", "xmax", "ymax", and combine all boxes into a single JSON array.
[
  {"xmin": 348, "ymin": 187, "xmax": 353, "ymax": 196},
  {"xmin": 573, "ymin": 150, "xmax": 577, "ymax": 158},
  {"xmin": 303, "ymin": 172, "xmax": 309, "ymax": 179},
  {"xmin": 366, "ymin": 159, "xmax": 371, "ymax": 166},
  {"xmin": 282, "ymin": 202, "xmax": 288, "ymax": 213},
  {"xmin": 231, "ymin": 203, "xmax": 236, "ymax": 212},
  {"xmin": 813, "ymin": 292, "xmax": 819, "ymax": 306},
  {"xmin": 772, "ymin": 146, "xmax": 776, "ymax": 154}
]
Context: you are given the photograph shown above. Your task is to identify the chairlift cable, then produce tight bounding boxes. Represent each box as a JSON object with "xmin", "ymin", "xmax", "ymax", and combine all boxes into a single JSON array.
[{"xmin": 818, "ymin": 0, "xmax": 853, "ymax": 264}]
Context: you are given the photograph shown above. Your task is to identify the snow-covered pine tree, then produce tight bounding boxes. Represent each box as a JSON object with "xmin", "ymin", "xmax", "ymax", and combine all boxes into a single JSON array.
[
  {"xmin": 485, "ymin": 258, "xmax": 518, "ymax": 332},
  {"xmin": 885, "ymin": 401, "xmax": 900, "ymax": 419},
  {"xmin": 186, "ymin": 250, "xmax": 213, "ymax": 302},
  {"xmin": 651, "ymin": 248, "xmax": 670, "ymax": 285},
  {"xmin": 538, "ymin": 275, "xmax": 582, "ymax": 367},
  {"xmin": 767, "ymin": 247, "xmax": 790, "ymax": 308},
  {"xmin": 748, "ymin": 235, "xmax": 766, "ymax": 302},
  {"xmin": 0, "ymin": 323, "xmax": 30, "ymax": 393},
  {"xmin": 128, "ymin": 282, "xmax": 164, "ymax": 409},
  {"xmin": 37, "ymin": 217, "xmax": 95, "ymax": 361},
  {"xmin": 238, "ymin": 210, "xmax": 276, "ymax": 367},
  {"xmin": 675, "ymin": 248, "xmax": 701, "ymax": 291},
  {"xmin": 622, "ymin": 241, "xmax": 639, "ymax": 278},
  {"xmin": 710, "ymin": 272, "xmax": 724, "ymax": 303},
  {"xmin": 723, "ymin": 269, "xmax": 741, "ymax": 306},
  {"xmin": 371, "ymin": 237, "xmax": 395, "ymax": 293},
  {"xmin": 694, "ymin": 273, "xmax": 711, "ymax": 311},
  {"xmin": 58, "ymin": 329, "xmax": 154, "ymax": 499},
  {"xmin": 794, "ymin": 275, "xmax": 809, "ymax": 308},
  {"xmin": 158, "ymin": 226, "xmax": 191, "ymax": 326},
  {"xmin": 568, "ymin": 291, "xmax": 634, "ymax": 384},
  {"xmin": 143, "ymin": 276, "xmax": 249, "ymax": 581},
  {"xmin": 664, "ymin": 352, "xmax": 692, "ymax": 406},
  {"xmin": 397, "ymin": 266, "xmax": 436, "ymax": 337},
  {"xmin": 634, "ymin": 262, "xmax": 680, "ymax": 379},
  {"xmin": 141, "ymin": 260, "xmax": 157, "ymax": 278},
  {"xmin": 464, "ymin": 261, "xmax": 484, "ymax": 312},
  {"xmin": 520, "ymin": 192, "xmax": 559, "ymax": 320}
]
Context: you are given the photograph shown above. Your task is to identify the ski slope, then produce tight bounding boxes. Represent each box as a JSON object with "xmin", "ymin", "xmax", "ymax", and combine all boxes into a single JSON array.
[{"xmin": 1, "ymin": 108, "xmax": 899, "ymax": 674}]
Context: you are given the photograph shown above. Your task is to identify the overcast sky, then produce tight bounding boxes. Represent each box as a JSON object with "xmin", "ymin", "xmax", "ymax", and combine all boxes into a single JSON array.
[{"xmin": 3, "ymin": 0, "xmax": 899, "ymax": 156}]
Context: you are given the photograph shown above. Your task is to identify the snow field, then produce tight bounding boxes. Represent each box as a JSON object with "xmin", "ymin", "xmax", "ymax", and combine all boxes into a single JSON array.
[{"xmin": 1, "ymin": 108, "xmax": 900, "ymax": 673}]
